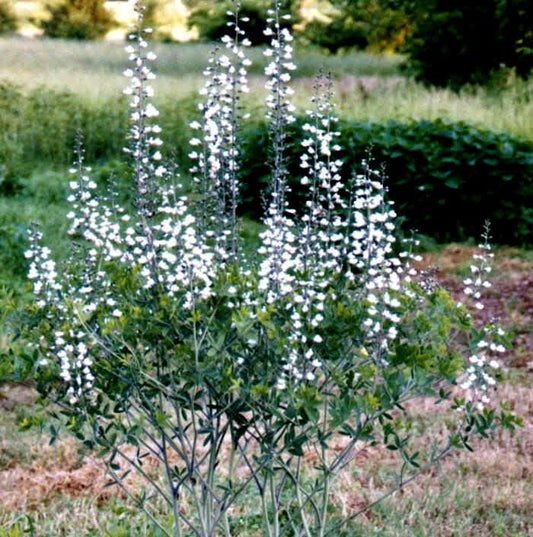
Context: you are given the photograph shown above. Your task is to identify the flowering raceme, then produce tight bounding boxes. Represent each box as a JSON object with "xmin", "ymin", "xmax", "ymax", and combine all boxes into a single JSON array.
[{"xmin": 25, "ymin": 2, "xmax": 520, "ymax": 536}]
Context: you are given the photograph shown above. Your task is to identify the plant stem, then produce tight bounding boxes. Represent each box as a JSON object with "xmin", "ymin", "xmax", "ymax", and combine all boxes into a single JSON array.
[
  {"xmin": 269, "ymin": 471, "xmax": 280, "ymax": 537},
  {"xmin": 295, "ymin": 458, "xmax": 313, "ymax": 537},
  {"xmin": 319, "ymin": 393, "xmax": 330, "ymax": 537}
]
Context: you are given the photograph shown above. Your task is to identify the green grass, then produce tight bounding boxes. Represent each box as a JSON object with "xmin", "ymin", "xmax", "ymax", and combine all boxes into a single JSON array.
[
  {"xmin": 2, "ymin": 481, "xmax": 529, "ymax": 537},
  {"xmin": 0, "ymin": 37, "xmax": 403, "ymax": 102},
  {"xmin": 330, "ymin": 77, "xmax": 533, "ymax": 142},
  {"xmin": 1, "ymin": 37, "xmax": 531, "ymax": 141}
]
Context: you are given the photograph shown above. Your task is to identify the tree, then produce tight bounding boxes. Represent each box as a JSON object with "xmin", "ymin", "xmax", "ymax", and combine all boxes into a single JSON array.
[
  {"xmin": 185, "ymin": 0, "xmax": 300, "ymax": 45},
  {"xmin": 0, "ymin": 0, "xmax": 17, "ymax": 34},
  {"xmin": 298, "ymin": 0, "xmax": 416, "ymax": 54},
  {"xmin": 496, "ymin": 0, "xmax": 533, "ymax": 79},
  {"xmin": 41, "ymin": 0, "xmax": 115, "ymax": 40},
  {"xmin": 405, "ymin": 0, "xmax": 533, "ymax": 88}
]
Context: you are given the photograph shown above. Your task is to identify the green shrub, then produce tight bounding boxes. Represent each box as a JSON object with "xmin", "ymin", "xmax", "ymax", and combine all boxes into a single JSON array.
[
  {"xmin": 300, "ymin": 18, "xmax": 368, "ymax": 54},
  {"xmin": 41, "ymin": 0, "xmax": 115, "ymax": 40},
  {"xmin": 0, "ymin": 0, "xmax": 17, "ymax": 34},
  {"xmin": 237, "ymin": 118, "xmax": 533, "ymax": 245}
]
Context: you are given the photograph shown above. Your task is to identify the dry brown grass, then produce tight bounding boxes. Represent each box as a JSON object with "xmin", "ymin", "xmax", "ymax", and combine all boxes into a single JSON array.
[
  {"xmin": 0, "ymin": 246, "xmax": 531, "ymax": 534},
  {"xmin": 0, "ymin": 445, "xmax": 107, "ymax": 512},
  {"xmin": 1, "ymin": 373, "xmax": 530, "ymax": 521}
]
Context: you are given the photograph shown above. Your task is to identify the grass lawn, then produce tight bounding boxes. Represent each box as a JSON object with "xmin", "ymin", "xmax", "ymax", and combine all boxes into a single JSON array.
[
  {"xmin": 0, "ymin": 37, "xmax": 532, "ymax": 141},
  {"xmin": 0, "ymin": 37, "xmax": 402, "ymax": 100}
]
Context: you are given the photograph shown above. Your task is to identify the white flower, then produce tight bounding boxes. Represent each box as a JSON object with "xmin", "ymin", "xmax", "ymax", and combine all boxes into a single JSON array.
[
  {"xmin": 276, "ymin": 378, "xmax": 287, "ymax": 390},
  {"xmin": 145, "ymin": 103, "xmax": 159, "ymax": 118}
]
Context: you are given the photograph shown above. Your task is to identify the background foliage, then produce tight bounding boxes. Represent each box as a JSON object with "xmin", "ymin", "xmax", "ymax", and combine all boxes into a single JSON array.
[
  {"xmin": 184, "ymin": 0, "xmax": 296, "ymax": 45},
  {"xmin": 0, "ymin": 0, "xmax": 16, "ymax": 34},
  {"xmin": 6, "ymin": 0, "xmax": 533, "ymax": 90},
  {"xmin": 232, "ymin": 118, "xmax": 533, "ymax": 245},
  {"xmin": 1, "ymin": 81, "xmax": 531, "ymax": 246},
  {"xmin": 405, "ymin": 0, "xmax": 533, "ymax": 88},
  {"xmin": 40, "ymin": 0, "xmax": 115, "ymax": 40},
  {"xmin": 299, "ymin": 0, "xmax": 416, "ymax": 53}
]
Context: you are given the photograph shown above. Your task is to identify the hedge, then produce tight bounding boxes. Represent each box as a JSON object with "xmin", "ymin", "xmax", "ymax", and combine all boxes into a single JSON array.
[{"xmin": 237, "ymin": 118, "xmax": 533, "ymax": 245}]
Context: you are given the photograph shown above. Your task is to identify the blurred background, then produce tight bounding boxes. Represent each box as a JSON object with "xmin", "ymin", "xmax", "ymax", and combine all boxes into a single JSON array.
[{"xmin": 5, "ymin": 0, "xmax": 533, "ymax": 87}]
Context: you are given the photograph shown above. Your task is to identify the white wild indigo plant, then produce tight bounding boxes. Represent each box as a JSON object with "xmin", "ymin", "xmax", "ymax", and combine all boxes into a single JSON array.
[{"xmin": 25, "ymin": 1, "xmax": 520, "ymax": 536}]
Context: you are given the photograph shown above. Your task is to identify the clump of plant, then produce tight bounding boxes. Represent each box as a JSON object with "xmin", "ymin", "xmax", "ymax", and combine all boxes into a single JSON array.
[
  {"xmin": 41, "ymin": 0, "xmax": 115, "ymax": 40},
  {"xmin": 25, "ymin": 1, "xmax": 521, "ymax": 536}
]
